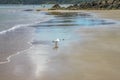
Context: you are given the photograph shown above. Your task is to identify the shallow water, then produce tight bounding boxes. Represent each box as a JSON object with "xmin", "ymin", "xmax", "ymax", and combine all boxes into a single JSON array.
[
  {"xmin": 0, "ymin": 5, "xmax": 54, "ymax": 62},
  {"xmin": 32, "ymin": 12, "xmax": 116, "ymax": 47}
]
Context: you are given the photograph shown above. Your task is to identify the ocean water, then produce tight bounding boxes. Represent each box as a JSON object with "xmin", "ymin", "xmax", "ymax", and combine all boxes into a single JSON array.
[
  {"xmin": 0, "ymin": 5, "xmax": 50, "ymax": 32},
  {"xmin": 0, "ymin": 5, "xmax": 117, "ymax": 63},
  {"xmin": 0, "ymin": 4, "xmax": 70, "ymax": 32},
  {"xmin": 0, "ymin": 5, "xmax": 54, "ymax": 62}
]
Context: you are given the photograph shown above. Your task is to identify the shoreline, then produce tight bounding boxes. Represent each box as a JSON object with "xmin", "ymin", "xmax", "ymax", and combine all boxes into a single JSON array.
[
  {"xmin": 0, "ymin": 9, "xmax": 120, "ymax": 80},
  {"xmin": 0, "ymin": 10, "xmax": 54, "ymax": 64},
  {"xmin": 0, "ymin": 26, "xmax": 34, "ymax": 64},
  {"xmin": 0, "ymin": 9, "xmax": 119, "ymax": 64}
]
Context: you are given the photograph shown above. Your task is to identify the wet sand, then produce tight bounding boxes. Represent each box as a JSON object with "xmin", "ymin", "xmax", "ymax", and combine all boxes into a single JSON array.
[
  {"xmin": 0, "ymin": 10, "xmax": 120, "ymax": 80},
  {"xmin": 66, "ymin": 26, "xmax": 120, "ymax": 80},
  {"xmin": 89, "ymin": 10, "xmax": 120, "ymax": 20},
  {"xmin": 58, "ymin": 10, "xmax": 120, "ymax": 80}
]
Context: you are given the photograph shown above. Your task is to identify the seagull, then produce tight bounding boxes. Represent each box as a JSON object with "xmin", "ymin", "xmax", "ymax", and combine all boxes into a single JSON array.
[
  {"xmin": 55, "ymin": 38, "xmax": 60, "ymax": 42},
  {"xmin": 52, "ymin": 38, "xmax": 60, "ymax": 42},
  {"xmin": 53, "ymin": 38, "xmax": 60, "ymax": 48}
]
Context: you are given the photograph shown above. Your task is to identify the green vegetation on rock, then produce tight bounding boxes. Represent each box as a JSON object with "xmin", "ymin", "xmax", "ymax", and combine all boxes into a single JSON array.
[{"xmin": 50, "ymin": 0, "xmax": 120, "ymax": 10}]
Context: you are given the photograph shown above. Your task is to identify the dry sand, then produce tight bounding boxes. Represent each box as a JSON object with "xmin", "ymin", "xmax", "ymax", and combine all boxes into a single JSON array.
[{"xmin": 0, "ymin": 10, "xmax": 120, "ymax": 80}]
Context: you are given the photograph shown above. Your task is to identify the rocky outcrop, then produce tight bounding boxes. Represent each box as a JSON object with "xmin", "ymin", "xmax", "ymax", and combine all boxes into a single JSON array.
[
  {"xmin": 50, "ymin": 0, "xmax": 120, "ymax": 10},
  {"xmin": 50, "ymin": 4, "xmax": 61, "ymax": 10},
  {"xmin": 66, "ymin": 4, "xmax": 79, "ymax": 10}
]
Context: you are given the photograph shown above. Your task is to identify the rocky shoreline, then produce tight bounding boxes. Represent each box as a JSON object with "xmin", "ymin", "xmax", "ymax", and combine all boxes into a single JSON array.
[{"xmin": 50, "ymin": 0, "xmax": 120, "ymax": 10}]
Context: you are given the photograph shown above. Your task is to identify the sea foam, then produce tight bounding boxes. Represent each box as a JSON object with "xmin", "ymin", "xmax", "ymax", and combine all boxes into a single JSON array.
[{"xmin": 0, "ymin": 14, "xmax": 54, "ymax": 35}]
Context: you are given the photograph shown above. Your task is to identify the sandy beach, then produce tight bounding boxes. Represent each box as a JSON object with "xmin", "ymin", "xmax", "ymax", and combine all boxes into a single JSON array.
[
  {"xmin": 58, "ymin": 10, "xmax": 120, "ymax": 80},
  {"xmin": 0, "ymin": 10, "xmax": 120, "ymax": 80},
  {"xmin": 42, "ymin": 10, "xmax": 120, "ymax": 80},
  {"xmin": 69, "ymin": 17, "xmax": 120, "ymax": 80}
]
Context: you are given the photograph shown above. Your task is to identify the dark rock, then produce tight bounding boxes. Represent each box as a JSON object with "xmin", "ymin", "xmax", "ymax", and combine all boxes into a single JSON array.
[
  {"xmin": 91, "ymin": 1, "xmax": 98, "ymax": 7},
  {"xmin": 36, "ymin": 9, "xmax": 41, "ymax": 11},
  {"xmin": 51, "ymin": 4, "xmax": 61, "ymax": 10},
  {"xmin": 66, "ymin": 4, "xmax": 79, "ymax": 10},
  {"xmin": 49, "ymin": 0, "xmax": 120, "ymax": 10}
]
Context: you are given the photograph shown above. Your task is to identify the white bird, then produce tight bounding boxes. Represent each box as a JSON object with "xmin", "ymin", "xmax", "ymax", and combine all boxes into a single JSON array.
[
  {"xmin": 55, "ymin": 38, "xmax": 60, "ymax": 42},
  {"xmin": 52, "ymin": 38, "xmax": 60, "ymax": 48}
]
